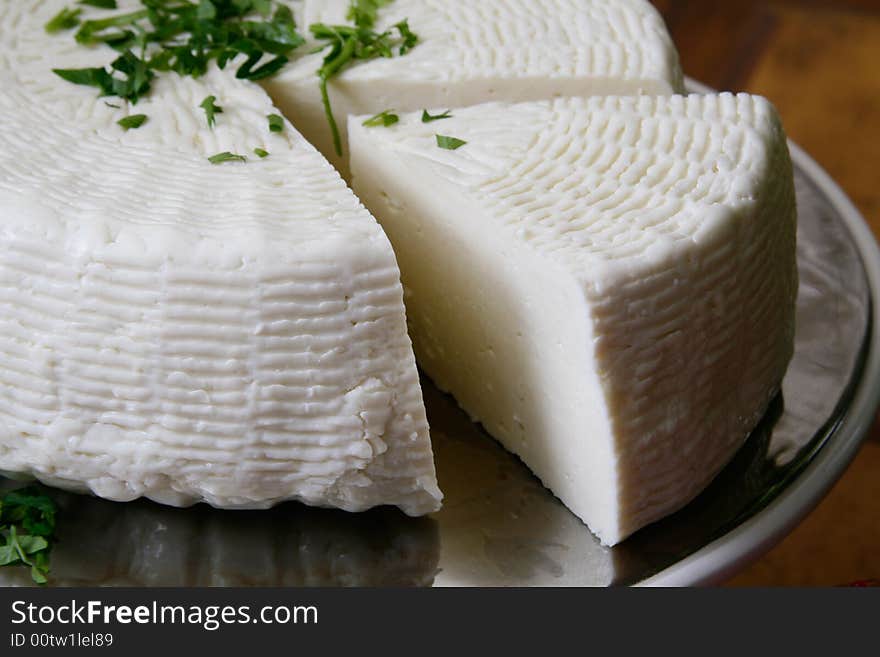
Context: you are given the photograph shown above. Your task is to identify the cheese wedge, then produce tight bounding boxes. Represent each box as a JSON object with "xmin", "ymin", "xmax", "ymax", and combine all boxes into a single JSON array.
[
  {"xmin": 349, "ymin": 94, "xmax": 797, "ymax": 544},
  {"xmin": 265, "ymin": 0, "xmax": 684, "ymax": 174},
  {"xmin": 0, "ymin": 2, "xmax": 441, "ymax": 515}
]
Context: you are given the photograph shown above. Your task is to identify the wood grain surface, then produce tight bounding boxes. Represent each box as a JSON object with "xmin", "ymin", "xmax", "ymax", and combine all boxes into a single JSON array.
[{"xmin": 649, "ymin": 0, "xmax": 880, "ymax": 586}]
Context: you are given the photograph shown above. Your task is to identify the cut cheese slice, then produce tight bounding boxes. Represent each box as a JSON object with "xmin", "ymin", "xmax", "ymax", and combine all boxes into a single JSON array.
[
  {"xmin": 349, "ymin": 94, "xmax": 798, "ymax": 544},
  {"xmin": 266, "ymin": 0, "xmax": 684, "ymax": 175},
  {"xmin": 0, "ymin": 2, "xmax": 441, "ymax": 515}
]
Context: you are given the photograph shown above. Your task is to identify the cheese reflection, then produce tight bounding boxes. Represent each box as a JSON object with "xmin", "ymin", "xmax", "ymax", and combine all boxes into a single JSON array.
[{"xmin": 0, "ymin": 491, "xmax": 440, "ymax": 587}]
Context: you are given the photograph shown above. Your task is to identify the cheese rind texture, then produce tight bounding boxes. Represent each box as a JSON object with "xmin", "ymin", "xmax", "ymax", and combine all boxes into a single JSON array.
[
  {"xmin": 0, "ymin": 1, "xmax": 441, "ymax": 515},
  {"xmin": 265, "ymin": 0, "xmax": 684, "ymax": 174},
  {"xmin": 350, "ymin": 93, "xmax": 797, "ymax": 544}
]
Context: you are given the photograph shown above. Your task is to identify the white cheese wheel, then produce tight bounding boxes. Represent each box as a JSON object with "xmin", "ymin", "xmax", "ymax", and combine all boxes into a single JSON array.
[
  {"xmin": 2, "ymin": 0, "xmax": 793, "ymax": 547},
  {"xmin": 0, "ymin": 1, "xmax": 441, "ymax": 515},
  {"xmin": 349, "ymin": 94, "xmax": 797, "ymax": 544}
]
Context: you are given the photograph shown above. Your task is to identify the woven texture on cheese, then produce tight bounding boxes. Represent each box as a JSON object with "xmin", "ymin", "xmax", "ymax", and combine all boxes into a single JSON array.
[
  {"xmin": 587, "ymin": 131, "xmax": 796, "ymax": 536},
  {"xmin": 350, "ymin": 93, "xmax": 796, "ymax": 540},
  {"xmin": 297, "ymin": 0, "xmax": 682, "ymax": 89},
  {"xmin": 0, "ymin": 0, "xmax": 440, "ymax": 514},
  {"xmin": 360, "ymin": 94, "xmax": 786, "ymax": 270}
]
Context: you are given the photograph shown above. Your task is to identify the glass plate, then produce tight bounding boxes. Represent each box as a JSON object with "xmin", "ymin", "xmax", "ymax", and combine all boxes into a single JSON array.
[{"xmin": 2, "ymin": 81, "xmax": 878, "ymax": 587}]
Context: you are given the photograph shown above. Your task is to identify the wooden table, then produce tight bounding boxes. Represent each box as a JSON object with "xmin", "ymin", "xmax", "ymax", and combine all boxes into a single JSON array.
[{"xmin": 648, "ymin": 0, "xmax": 880, "ymax": 586}]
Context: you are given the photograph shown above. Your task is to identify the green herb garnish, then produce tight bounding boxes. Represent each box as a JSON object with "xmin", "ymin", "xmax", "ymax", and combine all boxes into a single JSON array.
[
  {"xmin": 200, "ymin": 95, "xmax": 223, "ymax": 129},
  {"xmin": 254, "ymin": 147, "xmax": 269, "ymax": 158},
  {"xmin": 422, "ymin": 109, "xmax": 452, "ymax": 123},
  {"xmin": 208, "ymin": 151, "xmax": 247, "ymax": 164},
  {"xmin": 394, "ymin": 19, "xmax": 418, "ymax": 55},
  {"xmin": 53, "ymin": 2, "xmax": 305, "ymax": 104},
  {"xmin": 45, "ymin": 8, "xmax": 82, "ymax": 34},
  {"xmin": 73, "ymin": 8, "xmax": 150, "ymax": 47},
  {"xmin": 79, "ymin": 0, "xmax": 118, "ymax": 8},
  {"xmin": 48, "ymin": 1, "xmax": 419, "ymax": 158},
  {"xmin": 347, "ymin": 0, "xmax": 393, "ymax": 28},
  {"xmin": 311, "ymin": 1, "xmax": 419, "ymax": 155},
  {"xmin": 267, "ymin": 113, "xmax": 284, "ymax": 132},
  {"xmin": 53, "ymin": 49, "xmax": 155, "ymax": 104},
  {"xmin": 0, "ymin": 486, "xmax": 57, "ymax": 585},
  {"xmin": 362, "ymin": 110, "xmax": 399, "ymax": 127},
  {"xmin": 117, "ymin": 113, "xmax": 148, "ymax": 130},
  {"xmin": 436, "ymin": 134, "xmax": 467, "ymax": 150}
]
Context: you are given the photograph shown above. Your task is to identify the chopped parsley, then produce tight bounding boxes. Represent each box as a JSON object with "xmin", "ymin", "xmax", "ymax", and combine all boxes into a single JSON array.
[
  {"xmin": 49, "ymin": 1, "xmax": 419, "ymax": 160},
  {"xmin": 348, "ymin": 0, "xmax": 393, "ymax": 28},
  {"xmin": 79, "ymin": 0, "xmax": 118, "ymax": 8},
  {"xmin": 254, "ymin": 147, "xmax": 269, "ymax": 158},
  {"xmin": 74, "ymin": 9, "xmax": 151, "ymax": 47},
  {"xmin": 0, "ymin": 486, "xmax": 57, "ymax": 585},
  {"xmin": 311, "ymin": 1, "xmax": 420, "ymax": 155},
  {"xmin": 436, "ymin": 134, "xmax": 467, "ymax": 150},
  {"xmin": 394, "ymin": 19, "xmax": 419, "ymax": 55},
  {"xmin": 362, "ymin": 110, "xmax": 399, "ymax": 127},
  {"xmin": 117, "ymin": 113, "xmax": 148, "ymax": 130},
  {"xmin": 45, "ymin": 8, "xmax": 82, "ymax": 34},
  {"xmin": 208, "ymin": 151, "xmax": 248, "ymax": 164},
  {"xmin": 52, "ymin": 1, "xmax": 305, "ymax": 104},
  {"xmin": 53, "ymin": 49, "xmax": 155, "ymax": 104},
  {"xmin": 422, "ymin": 109, "xmax": 452, "ymax": 123},
  {"xmin": 200, "ymin": 95, "xmax": 223, "ymax": 129},
  {"xmin": 267, "ymin": 114, "xmax": 284, "ymax": 132}
]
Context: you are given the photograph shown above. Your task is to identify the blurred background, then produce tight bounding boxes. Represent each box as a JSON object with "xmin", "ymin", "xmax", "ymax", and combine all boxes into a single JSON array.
[{"xmin": 648, "ymin": 0, "xmax": 880, "ymax": 586}]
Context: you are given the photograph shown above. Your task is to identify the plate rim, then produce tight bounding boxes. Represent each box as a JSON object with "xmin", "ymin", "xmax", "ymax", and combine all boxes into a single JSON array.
[{"xmin": 639, "ymin": 80, "xmax": 880, "ymax": 586}]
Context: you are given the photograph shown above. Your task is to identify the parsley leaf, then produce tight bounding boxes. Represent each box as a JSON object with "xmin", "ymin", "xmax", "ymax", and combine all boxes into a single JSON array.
[
  {"xmin": 54, "ymin": 49, "xmax": 154, "ymax": 104},
  {"xmin": 394, "ymin": 19, "xmax": 418, "ymax": 55},
  {"xmin": 200, "ymin": 95, "xmax": 223, "ymax": 129},
  {"xmin": 52, "ymin": 66, "xmax": 113, "ymax": 90},
  {"xmin": 422, "ymin": 109, "xmax": 452, "ymax": 123},
  {"xmin": 117, "ymin": 113, "xmax": 148, "ymax": 130},
  {"xmin": 79, "ymin": 0, "xmax": 118, "ymax": 8},
  {"xmin": 54, "ymin": 1, "xmax": 305, "ymax": 103},
  {"xmin": 311, "ymin": 1, "xmax": 420, "ymax": 155},
  {"xmin": 347, "ymin": 0, "xmax": 394, "ymax": 29},
  {"xmin": 267, "ymin": 114, "xmax": 284, "ymax": 132},
  {"xmin": 252, "ymin": 1, "xmax": 273, "ymax": 18},
  {"xmin": 45, "ymin": 8, "xmax": 82, "ymax": 34},
  {"xmin": 197, "ymin": 0, "xmax": 217, "ymax": 22},
  {"xmin": 74, "ymin": 9, "xmax": 150, "ymax": 46},
  {"xmin": 0, "ymin": 486, "xmax": 57, "ymax": 585},
  {"xmin": 254, "ymin": 147, "xmax": 269, "ymax": 158},
  {"xmin": 208, "ymin": 151, "xmax": 248, "ymax": 164},
  {"xmin": 363, "ymin": 110, "xmax": 399, "ymax": 127},
  {"xmin": 107, "ymin": 50, "xmax": 155, "ymax": 103},
  {"xmin": 436, "ymin": 134, "xmax": 467, "ymax": 150}
]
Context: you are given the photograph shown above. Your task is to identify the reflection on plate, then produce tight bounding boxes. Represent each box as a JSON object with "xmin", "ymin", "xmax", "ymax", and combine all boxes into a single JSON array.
[
  {"xmin": 1, "ymin": 84, "xmax": 877, "ymax": 588},
  {"xmin": 0, "ymin": 489, "xmax": 439, "ymax": 587}
]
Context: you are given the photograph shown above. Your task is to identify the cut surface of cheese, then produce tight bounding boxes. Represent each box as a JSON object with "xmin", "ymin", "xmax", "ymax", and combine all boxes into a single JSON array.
[
  {"xmin": 0, "ymin": 1, "xmax": 441, "ymax": 515},
  {"xmin": 265, "ymin": 0, "xmax": 684, "ymax": 174},
  {"xmin": 349, "ymin": 94, "xmax": 797, "ymax": 544}
]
